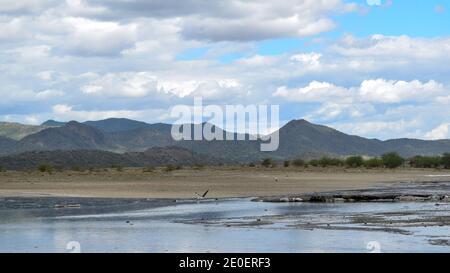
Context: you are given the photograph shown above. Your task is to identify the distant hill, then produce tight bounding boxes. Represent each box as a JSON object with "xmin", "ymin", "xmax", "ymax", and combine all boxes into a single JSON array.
[
  {"xmin": 381, "ymin": 138, "xmax": 450, "ymax": 157},
  {"xmin": 1, "ymin": 118, "xmax": 450, "ymax": 161},
  {"xmin": 0, "ymin": 147, "xmax": 227, "ymax": 170},
  {"xmin": 41, "ymin": 120, "xmax": 67, "ymax": 127},
  {"xmin": 270, "ymin": 119, "xmax": 450, "ymax": 158},
  {"xmin": 110, "ymin": 123, "xmax": 173, "ymax": 150},
  {"xmin": 16, "ymin": 121, "xmax": 115, "ymax": 153},
  {"xmin": 0, "ymin": 136, "xmax": 17, "ymax": 156},
  {"xmin": 270, "ymin": 119, "xmax": 384, "ymax": 158},
  {"xmin": 0, "ymin": 122, "xmax": 48, "ymax": 140},
  {"xmin": 84, "ymin": 118, "xmax": 150, "ymax": 133}
]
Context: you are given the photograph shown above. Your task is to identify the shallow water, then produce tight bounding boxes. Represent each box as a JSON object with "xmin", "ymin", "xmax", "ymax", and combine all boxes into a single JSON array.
[{"xmin": 0, "ymin": 199, "xmax": 449, "ymax": 253}]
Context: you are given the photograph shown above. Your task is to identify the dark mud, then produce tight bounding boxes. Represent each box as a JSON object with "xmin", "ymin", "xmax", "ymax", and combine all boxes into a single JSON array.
[
  {"xmin": 254, "ymin": 181, "xmax": 450, "ymax": 203},
  {"xmin": 0, "ymin": 196, "xmax": 188, "ymax": 218}
]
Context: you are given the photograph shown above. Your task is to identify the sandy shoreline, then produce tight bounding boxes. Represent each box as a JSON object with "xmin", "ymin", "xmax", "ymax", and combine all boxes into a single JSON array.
[{"xmin": 1, "ymin": 166, "xmax": 450, "ymax": 199}]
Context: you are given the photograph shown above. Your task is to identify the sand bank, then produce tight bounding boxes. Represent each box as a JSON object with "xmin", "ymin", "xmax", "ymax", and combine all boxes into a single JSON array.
[{"xmin": 1, "ymin": 167, "xmax": 449, "ymax": 199}]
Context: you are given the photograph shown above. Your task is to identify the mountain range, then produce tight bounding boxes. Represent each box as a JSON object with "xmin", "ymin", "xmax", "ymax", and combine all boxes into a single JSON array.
[{"xmin": 0, "ymin": 118, "xmax": 449, "ymax": 169}]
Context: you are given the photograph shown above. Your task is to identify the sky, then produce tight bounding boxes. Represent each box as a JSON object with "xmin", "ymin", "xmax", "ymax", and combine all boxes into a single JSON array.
[{"xmin": 0, "ymin": 0, "xmax": 449, "ymax": 140}]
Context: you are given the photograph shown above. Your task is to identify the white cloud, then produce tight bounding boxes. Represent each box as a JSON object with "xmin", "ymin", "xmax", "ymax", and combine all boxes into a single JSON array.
[
  {"xmin": 274, "ymin": 81, "xmax": 349, "ymax": 102},
  {"xmin": 275, "ymin": 79, "xmax": 447, "ymax": 104},
  {"xmin": 81, "ymin": 72, "xmax": 158, "ymax": 97},
  {"xmin": 0, "ymin": 0, "xmax": 57, "ymax": 14},
  {"xmin": 36, "ymin": 71, "xmax": 55, "ymax": 81},
  {"xmin": 35, "ymin": 89, "xmax": 64, "ymax": 99},
  {"xmin": 331, "ymin": 34, "xmax": 450, "ymax": 60},
  {"xmin": 10, "ymin": 45, "xmax": 52, "ymax": 61},
  {"xmin": 65, "ymin": 0, "xmax": 107, "ymax": 17},
  {"xmin": 334, "ymin": 119, "xmax": 422, "ymax": 140},
  {"xmin": 52, "ymin": 104, "xmax": 142, "ymax": 121},
  {"xmin": 307, "ymin": 101, "xmax": 375, "ymax": 121},
  {"xmin": 425, "ymin": 123, "xmax": 449, "ymax": 140},
  {"xmin": 0, "ymin": 88, "xmax": 64, "ymax": 104},
  {"xmin": 359, "ymin": 79, "xmax": 444, "ymax": 103},
  {"xmin": 62, "ymin": 17, "xmax": 137, "ymax": 56},
  {"xmin": 83, "ymin": 0, "xmax": 356, "ymax": 41},
  {"xmin": 235, "ymin": 55, "xmax": 278, "ymax": 66},
  {"xmin": 189, "ymin": 79, "xmax": 249, "ymax": 100},
  {"xmin": 51, "ymin": 104, "xmax": 168, "ymax": 123},
  {"xmin": 290, "ymin": 52, "xmax": 322, "ymax": 67},
  {"xmin": 81, "ymin": 71, "xmax": 249, "ymax": 101}
]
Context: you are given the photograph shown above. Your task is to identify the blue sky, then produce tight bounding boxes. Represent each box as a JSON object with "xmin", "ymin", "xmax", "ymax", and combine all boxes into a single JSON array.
[
  {"xmin": 177, "ymin": 0, "xmax": 450, "ymax": 62},
  {"xmin": 0, "ymin": 0, "xmax": 449, "ymax": 140}
]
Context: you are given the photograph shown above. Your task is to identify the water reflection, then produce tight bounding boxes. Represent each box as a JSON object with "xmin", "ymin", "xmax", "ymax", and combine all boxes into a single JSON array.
[{"xmin": 0, "ymin": 199, "xmax": 449, "ymax": 253}]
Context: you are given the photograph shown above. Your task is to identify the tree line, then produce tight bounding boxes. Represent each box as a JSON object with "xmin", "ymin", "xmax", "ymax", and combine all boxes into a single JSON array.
[{"xmin": 261, "ymin": 153, "xmax": 450, "ymax": 169}]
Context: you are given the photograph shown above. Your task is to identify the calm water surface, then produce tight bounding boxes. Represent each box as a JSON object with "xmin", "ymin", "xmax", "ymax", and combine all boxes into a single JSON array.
[{"xmin": 0, "ymin": 199, "xmax": 449, "ymax": 253}]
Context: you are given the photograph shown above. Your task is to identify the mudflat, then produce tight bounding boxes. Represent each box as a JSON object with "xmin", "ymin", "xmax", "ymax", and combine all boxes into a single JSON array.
[{"xmin": 0, "ymin": 166, "xmax": 449, "ymax": 199}]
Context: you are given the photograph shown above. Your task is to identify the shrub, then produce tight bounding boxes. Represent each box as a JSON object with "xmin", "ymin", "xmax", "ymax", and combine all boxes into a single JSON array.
[
  {"xmin": 261, "ymin": 158, "xmax": 274, "ymax": 168},
  {"xmin": 345, "ymin": 156, "xmax": 364, "ymax": 168},
  {"xmin": 38, "ymin": 164, "xmax": 53, "ymax": 173},
  {"xmin": 309, "ymin": 159, "xmax": 320, "ymax": 167},
  {"xmin": 143, "ymin": 166, "xmax": 155, "ymax": 173},
  {"xmin": 71, "ymin": 166, "xmax": 83, "ymax": 172},
  {"xmin": 317, "ymin": 157, "xmax": 344, "ymax": 167},
  {"xmin": 382, "ymin": 152, "xmax": 405, "ymax": 169},
  {"xmin": 248, "ymin": 162, "xmax": 256, "ymax": 167},
  {"xmin": 292, "ymin": 159, "xmax": 305, "ymax": 167},
  {"xmin": 54, "ymin": 166, "xmax": 64, "ymax": 172},
  {"xmin": 363, "ymin": 158, "xmax": 383, "ymax": 168},
  {"xmin": 442, "ymin": 153, "xmax": 450, "ymax": 169},
  {"xmin": 193, "ymin": 164, "xmax": 204, "ymax": 170},
  {"xmin": 409, "ymin": 156, "xmax": 442, "ymax": 168},
  {"xmin": 284, "ymin": 160, "xmax": 290, "ymax": 167},
  {"xmin": 0, "ymin": 166, "xmax": 5, "ymax": 172},
  {"xmin": 165, "ymin": 164, "xmax": 181, "ymax": 172}
]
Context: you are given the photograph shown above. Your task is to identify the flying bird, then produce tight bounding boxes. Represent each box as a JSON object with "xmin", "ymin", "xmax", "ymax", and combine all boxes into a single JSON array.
[{"xmin": 195, "ymin": 190, "xmax": 209, "ymax": 200}]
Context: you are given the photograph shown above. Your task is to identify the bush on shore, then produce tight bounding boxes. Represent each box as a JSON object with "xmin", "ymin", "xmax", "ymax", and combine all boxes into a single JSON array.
[
  {"xmin": 37, "ymin": 164, "xmax": 53, "ymax": 173},
  {"xmin": 317, "ymin": 157, "xmax": 345, "ymax": 167},
  {"xmin": 442, "ymin": 153, "xmax": 450, "ymax": 169},
  {"xmin": 292, "ymin": 159, "xmax": 305, "ymax": 167},
  {"xmin": 165, "ymin": 164, "xmax": 182, "ymax": 172},
  {"xmin": 409, "ymin": 156, "xmax": 442, "ymax": 168},
  {"xmin": 345, "ymin": 156, "xmax": 364, "ymax": 168},
  {"xmin": 363, "ymin": 158, "xmax": 384, "ymax": 168},
  {"xmin": 382, "ymin": 152, "xmax": 405, "ymax": 169},
  {"xmin": 261, "ymin": 158, "xmax": 277, "ymax": 168}
]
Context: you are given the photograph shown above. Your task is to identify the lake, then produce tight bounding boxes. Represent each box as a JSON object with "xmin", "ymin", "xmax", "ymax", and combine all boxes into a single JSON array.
[{"xmin": 0, "ymin": 198, "xmax": 449, "ymax": 253}]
